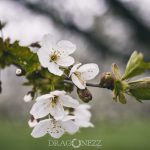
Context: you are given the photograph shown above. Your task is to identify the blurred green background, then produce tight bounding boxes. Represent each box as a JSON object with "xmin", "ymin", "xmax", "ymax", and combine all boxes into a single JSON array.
[{"xmin": 1, "ymin": 119, "xmax": 150, "ymax": 150}]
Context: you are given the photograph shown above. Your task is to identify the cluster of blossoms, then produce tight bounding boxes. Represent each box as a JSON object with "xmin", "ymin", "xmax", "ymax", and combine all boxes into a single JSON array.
[{"xmin": 26, "ymin": 34, "xmax": 99, "ymax": 138}]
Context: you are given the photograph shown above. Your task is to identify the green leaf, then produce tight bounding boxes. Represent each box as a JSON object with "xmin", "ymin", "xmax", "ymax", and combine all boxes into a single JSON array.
[
  {"xmin": 118, "ymin": 92, "xmax": 127, "ymax": 104},
  {"xmin": 128, "ymin": 77, "xmax": 150, "ymax": 100},
  {"xmin": 130, "ymin": 88, "xmax": 150, "ymax": 100},
  {"xmin": 122, "ymin": 51, "xmax": 150, "ymax": 80},
  {"xmin": 112, "ymin": 63, "xmax": 121, "ymax": 80},
  {"xmin": 4, "ymin": 40, "xmax": 40, "ymax": 73}
]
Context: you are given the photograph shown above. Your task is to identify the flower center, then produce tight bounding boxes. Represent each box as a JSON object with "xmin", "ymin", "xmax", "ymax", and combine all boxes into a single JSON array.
[
  {"xmin": 51, "ymin": 96, "xmax": 59, "ymax": 107},
  {"xmin": 68, "ymin": 108, "xmax": 75, "ymax": 116},
  {"xmin": 49, "ymin": 51, "xmax": 60, "ymax": 62}
]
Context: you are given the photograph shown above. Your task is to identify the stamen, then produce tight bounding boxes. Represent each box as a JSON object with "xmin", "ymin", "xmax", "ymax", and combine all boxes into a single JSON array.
[
  {"xmin": 49, "ymin": 50, "xmax": 60, "ymax": 62},
  {"xmin": 51, "ymin": 96, "xmax": 59, "ymax": 107}
]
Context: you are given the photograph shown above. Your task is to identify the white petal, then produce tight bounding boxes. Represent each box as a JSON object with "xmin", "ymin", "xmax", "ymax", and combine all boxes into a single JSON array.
[
  {"xmin": 48, "ymin": 120, "xmax": 64, "ymax": 138},
  {"xmin": 57, "ymin": 40, "xmax": 76, "ymax": 56},
  {"xmin": 71, "ymin": 74, "xmax": 86, "ymax": 89},
  {"xmin": 24, "ymin": 94, "xmax": 32, "ymax": 102},
  {"xmin": 62, "ymin": 115, "xmax": 76, "ymax": 121},
  {"xmin": 28, "ymin": 119, "xmax": 38, "ymax": 128},
  {"xmin": 69, "ymin": 63, "xmax": 82, "ymax": 76},
  {"xmin": 75, "ymin": 120, "xmax": 94, "ymax": 128},
  {"xmin": 78, "ymin": 63, "xmax": 99, "ymax": 80},
  {"xmin": 51, "ymin": 90, "xmax": 66, "ymax": 97},
  {"xmin": 36, "ymin": 94, "xmax": 52, "ymax": 102},
  {"xmin": 60, "ymin": 95, "xmax": 79, "ymax": 108},
  {"xmin": 48, "ymin": 62, "xmax": 63, "ymax": 76},
  {"xmin": 77, "ymin": 104, "xmax": 91, "ymax": 110},
  {"xmin": 37, "ymin": 50, "xmax": 49, "ymax": 68},
  {"xmin": 49, "ymin": 101, "xmax": 65, "ymax": 120},
  {"xmin": 41, "ymin": 34, "xmax": 56, "ymax": 52},
  {"xmin": 57, "ymin": 56, "xmax": 74, "ymax": 67},
  {"xmin": 61, "ymin": 120, "xmax": 79, "ymax": 134},
  {"xmin": 75, "ymin": 109, "xmax": 91, "ymax": 121},
  {"xmin": 29, "ymin": 46, "xmax": 39, "ymax": 53},
  {"xmin": 31, "ymin": 119, "xmax": 51, "ymax": 138},
  {"xmin": 30, "ymin": 99, "xmax": 50, "ymax": 119},
  {"xmin": 75, "ymin": 104, "xmax": 91, "ymax": 119}
]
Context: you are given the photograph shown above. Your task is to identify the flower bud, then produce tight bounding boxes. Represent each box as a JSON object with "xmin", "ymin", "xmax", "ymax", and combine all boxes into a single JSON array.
[
  {"xmin": 24, "ymin": 91, "xmax": 35, "ymax": 102},
  {"xmin": 16, "ymin": 68, "xmax": 25, "ymax": 76},
  {"xmin": 28, "ymin": 115, "xmax": 39, "ymax": 128},
  {"xmin": 77, "ymin": 88, "xmax": 92, "ymax": 103},
  {"xmin": 99, "ymin": 72, "xmax": 115, "ymax": 90}
]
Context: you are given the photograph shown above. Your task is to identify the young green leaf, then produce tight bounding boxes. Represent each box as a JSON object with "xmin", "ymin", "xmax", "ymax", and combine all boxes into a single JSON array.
[
  {"xmin": 118, "ymin": 92, "xmax": 127, "ymax": 104},
  {"xmin": 128, "ymin": 77, "xmax": 150, "ymax": 100},
  {"xmin": 122, "ymin": 51, "xmax": 150, "ymax": 80},
  {"xmin": 112, "ymin": 63, "xmax": 121, "ymax": 80}
]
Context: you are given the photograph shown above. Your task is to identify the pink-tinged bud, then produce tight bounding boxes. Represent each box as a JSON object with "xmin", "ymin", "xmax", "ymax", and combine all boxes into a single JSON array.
[
  {"xmin": 77, "ymin": 88, "xmax": 92, "ymax": 103},
  {"xmin": 99, "ymin": 72, "xmax": 115, "ymax": 90}
]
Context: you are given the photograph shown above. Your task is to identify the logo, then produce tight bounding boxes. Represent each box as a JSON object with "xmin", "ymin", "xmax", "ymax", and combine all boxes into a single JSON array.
[{"xmin": 48, "ymin": 138, "xmax": 102, "ymax": 148}]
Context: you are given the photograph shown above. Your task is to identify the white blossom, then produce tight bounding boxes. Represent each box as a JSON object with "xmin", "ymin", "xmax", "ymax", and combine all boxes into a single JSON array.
[
  {"xmin": 37, "ymin": 34, "xmax": 76, "ymax": 76},
  {"xmin": 31, "ymin": 118, "xmax": 79, "ymax": 139},
  {"xmin": 69, "ymin": 63, "xmax": 99, "ymax": 89},
  {"xmin": 30, "ymin": 90, "xmax": 79, "ymax": 120},
  {"xmin": 66, "ymin": 104, "xmax": 94, "ymax": 128}
]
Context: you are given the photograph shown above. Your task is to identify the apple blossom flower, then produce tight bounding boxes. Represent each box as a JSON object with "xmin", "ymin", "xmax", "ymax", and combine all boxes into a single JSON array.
[
  {"xmin": 31, "ymin": 118, "xmax": 79, "ymax": 139},
  {"xmin": 37, "ymin": 34, "xmax": 76, "ymax": 76},
  {"xmin": 66, "ymin": 104, "xmax": 94, "ymax": 128},
  {"xmin": 69, "ymin": 63, "xmax": 99, "ymax": 89},
  {"xmin": 30, "ymin": 90, "xmax": 79, "ymax": 120}
]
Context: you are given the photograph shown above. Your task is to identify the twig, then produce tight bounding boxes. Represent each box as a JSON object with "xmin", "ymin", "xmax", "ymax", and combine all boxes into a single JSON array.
[{"xmin": 64, "ymin": 79, "xmax": 100, "ymax": 88}]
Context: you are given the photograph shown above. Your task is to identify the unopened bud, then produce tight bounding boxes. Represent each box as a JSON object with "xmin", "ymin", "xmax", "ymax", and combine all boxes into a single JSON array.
[
  {"xmin": 24, "ymin": 91, "xmax": 35, "ymax": 102},
  {"xmin": 77, "ymin": 88, "xmax": 92, "ymax": 103},
  {"xmin": 99, "ymin": 72, "xmax": 115, "ymax": 90},
  {"xmin": 28, "ymin": 115, "xmax": 39, "ymax": 128},
  {"xmin": 16, "ymin": 68, "xmax": 25, "ymax": 76}
]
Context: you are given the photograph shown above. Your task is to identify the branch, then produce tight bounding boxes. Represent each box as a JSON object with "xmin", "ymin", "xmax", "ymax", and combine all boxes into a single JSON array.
[{"xmin": 64, "ymin": 80, "xmax": 100, "ymax": 88}]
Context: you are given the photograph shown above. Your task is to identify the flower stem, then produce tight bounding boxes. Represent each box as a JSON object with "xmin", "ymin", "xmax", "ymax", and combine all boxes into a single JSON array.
[{"xmin": 63, "ymin": 79, "xmax": 100, "ymax": 88}]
